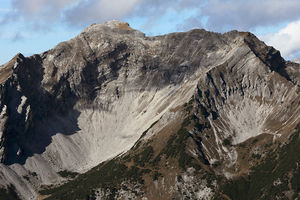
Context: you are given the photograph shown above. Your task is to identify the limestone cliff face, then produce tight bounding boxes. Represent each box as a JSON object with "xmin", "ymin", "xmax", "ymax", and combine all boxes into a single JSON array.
[{"xmin": 0, "ymin": 21, "xmax": 299, "ymax": 199}]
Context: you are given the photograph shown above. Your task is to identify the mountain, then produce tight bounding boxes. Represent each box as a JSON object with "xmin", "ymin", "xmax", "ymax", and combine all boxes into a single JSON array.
[{"xmin": 0, "ymin": 20, "xmax": 299, "ymax": 200}]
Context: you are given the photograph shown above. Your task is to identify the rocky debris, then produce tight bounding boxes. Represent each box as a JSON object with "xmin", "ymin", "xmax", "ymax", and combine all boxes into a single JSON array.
[{"xmin": 0, "ymin": 20, "xmax": 299, "ymax": 199}]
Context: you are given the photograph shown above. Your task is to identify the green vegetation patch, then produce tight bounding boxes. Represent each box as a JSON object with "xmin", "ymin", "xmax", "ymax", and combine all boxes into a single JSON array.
[
  {"xmin": 221, "ymin": 125, "xmax": 300, "ymax": 200},
  {"xmin": 0, "ymin": 185, "xmax": 20, "ymax": 200},
  {"xmin": 133, "ymin": 146, "xmax": 154, "ymax": 167},
  {"xmin": 40, "ymin": 146, "xmax": 155, "ymax": 199},
  {"xmin": 152, "ymin": 116, "xmax": 202, "ymax": 170},
  {"xmin": 152, "ymin": 171, "xmax": 163, "ymax": 181},
  {"xmin": 58, "ymin": 170, "xmax": 79, "ymax": 178},
  {"xmin": 41, "ymin": 159, "xmax": 129, "ymax": 199}
]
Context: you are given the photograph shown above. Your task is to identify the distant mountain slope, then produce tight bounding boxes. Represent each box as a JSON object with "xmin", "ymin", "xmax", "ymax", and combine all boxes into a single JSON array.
[{"xmin": 0, "ymin": 20, "xmax": 299, "ymax": 200}]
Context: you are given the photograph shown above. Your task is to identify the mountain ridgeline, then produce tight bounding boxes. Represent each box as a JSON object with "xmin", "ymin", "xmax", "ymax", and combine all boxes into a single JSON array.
[{"xmin": 0, "ymin": 21, "xmax": 299, "ymax": 200}]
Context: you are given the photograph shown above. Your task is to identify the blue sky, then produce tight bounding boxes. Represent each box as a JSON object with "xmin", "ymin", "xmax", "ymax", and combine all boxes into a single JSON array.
[{"xmin": 1, "ymin": 0, "xmax": 300, "ymax": 65}]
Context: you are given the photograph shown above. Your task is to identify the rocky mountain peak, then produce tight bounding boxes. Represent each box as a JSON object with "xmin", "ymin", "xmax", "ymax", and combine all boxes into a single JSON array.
[
  {"xmin": 0, "ymin": 53, "xmax": 25, "ymax": 84},
  {"xmin": 0, "ymin": 21, "xmax": 299, "ymax": 200},
  {"xmin": 81, "ymin": 20, "xmax": 145, "ymax": 38}
]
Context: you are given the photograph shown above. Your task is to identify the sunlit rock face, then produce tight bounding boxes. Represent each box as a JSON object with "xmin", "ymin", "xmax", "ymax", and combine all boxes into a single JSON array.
[{"xmin": 0, "ymin": 20, "xmax": 299, "ymax": 199}]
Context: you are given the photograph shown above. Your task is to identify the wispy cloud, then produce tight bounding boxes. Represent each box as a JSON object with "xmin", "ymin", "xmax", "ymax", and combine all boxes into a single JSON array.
[
  {"xmin": 1, "ymin": 0, "xmax": 300, "ymax": 59},
  {"xmin": 64, "ymin": 0, "xmax": 141, "ymax": 27},
  {"xmin": 3, "ymin": 0, "xmax": 300, "ymax": 32},
  {"xmin": 260, "ymin": 19, "xmax": 300, "ymax": 59},
  {"xmin": 11, "ymin": 32, "xmax": 24, "ymax": 42},
  {"xmin": 11, "ymin": 0, "xmax": 77, "ymax": 19},
  {"xmin": 201, "ymin": 0, "xmax": 300, "ymax": 32},
  {"xmin": 1, "ymin": 0, "xmax": 202, "ymax": 28},
  {"xmin": 125, "ymin": 0, "xmax": 202, "ymax": 31},
  {"xmin": 0, "ymin": 0, "xmax": 78, "ymax": 28},
  {"xmin": 0, "ymin": 8, "xmax": 12, "ymax": 12}
]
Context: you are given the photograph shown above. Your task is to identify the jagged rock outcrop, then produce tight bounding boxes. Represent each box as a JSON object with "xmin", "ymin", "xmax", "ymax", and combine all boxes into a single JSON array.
[{"xmin": 0, "ymin": 20, "xmax": 299, "ymax": 199}]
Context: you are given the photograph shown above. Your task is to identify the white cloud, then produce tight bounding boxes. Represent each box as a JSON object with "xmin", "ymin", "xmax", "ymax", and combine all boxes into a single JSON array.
[
  {"xmin": 65, "ymin": 0, "xmax": 141, "ymax": 27},
  {"xmin": 0, "ymin": 8, "xmax": 12, "ymax": 12},
  {"xmin": 4, "ymin": 0, "xmax": 300, "ymax": 33},
  {"xmin": 11, "ymin": 0, "xmax": 78, "ymax": 20},
  {"xmin": 2, "ymin": 0, "xmax": 300, "ymax": 47},
  {"xmin": 201, "ymin": 0, "xmax": 300, "ymax": 32},
  {"xmin": 64, "ymin": 0, "xmax": 201, "ymax": 28},
  {"xmin": 2, "ymin": 0, "xmax": 143, "ymax": 29},
  {"xmin": 260, "ymin": 19, "xmax": 300, "ymax": 58}
]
